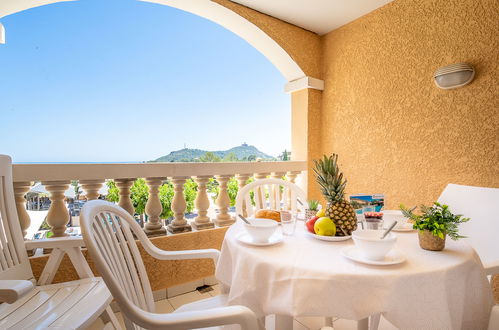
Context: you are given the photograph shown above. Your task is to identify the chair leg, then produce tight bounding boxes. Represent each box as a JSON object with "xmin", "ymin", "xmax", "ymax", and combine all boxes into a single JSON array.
[
  {"xmin": 275, "ymin": 315, "xmax": 293, "ymax": 330},
  {"xmin": 369, "ymin": 314, "xmax": 381, "ymax": 330},
  {"xmin": 357, "ymin": 317, "xmax": 369, "ymax": 330},
  {"xmin": 325, "ymin": 317, "xmax": 334, "ymax": 326},
  {"xmin": 101, "ymin": 306, "xmax": 121, "ymax": 329}
]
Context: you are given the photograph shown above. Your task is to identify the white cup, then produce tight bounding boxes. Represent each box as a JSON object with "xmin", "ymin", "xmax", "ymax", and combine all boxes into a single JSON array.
[
  {"xmin": 244, "ymin": 218, "xmax": 278, "ymax": 243},
  {"xmin": 382, "ymin": 210, "xmax": 408, "ymax": 228},
  {"xmin": 352, "ymin": 229, "xmax": 397, "ymax": 260}
]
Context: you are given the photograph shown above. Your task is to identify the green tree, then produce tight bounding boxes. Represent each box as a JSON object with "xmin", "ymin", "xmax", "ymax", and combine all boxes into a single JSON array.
[
  {"xmin": 107, "ymin": 178, "xmax": 197, "ymax": 219},
  {"xmin": 131, "ymin": 178, "xmax": 149, "ymax": 216},
  {"xmin": 247, "ymin": 155, "xmax": 256, "ymax": 161},
  {"xmin": 71, "ymin": 180, "xmax": 81, "ymax": 200},
  {"xmin": 106, "ymin": 180, "xmax": 119, "ymax": 203},
  {"xmin": 199, "ymin": 152, "xmax": 221, "ymax": 162},
  {"xmin": 223, "ymin": 152, "xmax": 239, "ymax": 162},
  {"xmin": 279, "ymin": 149, "xmax": 290, "ymax": 161},
  {"xmin": 208, "ymin": 177, "xmax": 254, "ymax": 207}
]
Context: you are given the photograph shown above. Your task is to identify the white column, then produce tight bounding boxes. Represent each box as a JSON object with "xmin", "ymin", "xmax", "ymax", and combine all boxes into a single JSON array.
[
  {"xmin": 167, "ymin": 177, "xmax": 192, "ymax": 234},
  {"xmin": 144, "ymin": 177, "xmax": 166, "ymax": 236},
  {"xmin": 235, "ymin": 174, "xmax": 251, "ymax": 217},
  {"xmin": 80, "ymin": 180, "xmax": 104, "ymax": 201},
  {"xmin": 214, "ymin": 175, "xmax": 234, "ymax": 227},
  {"xmin": 43, "ymin": 181, "xmax": 70, "ymax": 237},
  {"xmin": 115, "ymin": 179, "xmax": 135, "ymax": 216},
  {"xmin": 13, "ymin": 182, "xmax": 32, "ymax": 239},
  {"xmin": 192, "ymin": 176, "xmax": 214, "ymax": 230}
]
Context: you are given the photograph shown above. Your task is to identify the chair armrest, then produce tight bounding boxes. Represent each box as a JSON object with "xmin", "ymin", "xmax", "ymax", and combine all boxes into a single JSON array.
[
  {"xmin": 0, "ymin": 280, "xmax": 34, "ymax": 304},
  {"xmin": 131, "ymin": 305, "xmax": 257, "ymax": 330},
  {"xmin": 484, "ymin": 260, "xmax": 499, "ymax": 276},
  {"xmin": 144, "ymin": 243, "xmax": 220, "ymax": 263},
  {"xmin": 25, "ymin": 236, "xmax": 85, "ymax": 250},
  {"xmin": 135, "ymin": 228, "xmax": 220, "ymax": 263},
  {"xmin": 488, "ymin": 305, "xmax": 499, "ymax": 330}
]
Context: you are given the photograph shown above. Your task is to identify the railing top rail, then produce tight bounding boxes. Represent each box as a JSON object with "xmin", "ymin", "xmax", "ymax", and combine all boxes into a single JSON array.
[{"xmin": 13, "ymin": 161, "xmax": 307, "ymax": 182}]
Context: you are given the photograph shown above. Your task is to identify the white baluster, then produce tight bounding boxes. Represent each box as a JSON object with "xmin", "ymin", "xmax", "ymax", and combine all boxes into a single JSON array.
[
  {"xmin": 236, "ymin": 174, "xmax": 251, "ymax": 217},
  {"xmin": 115, "ymin": 179, "xmax": 135, "ymax": 216},
  {"xmin": 80, "ymin": 180, "xmax": 104, "ymax": 201},
  {"xmin": 168, "ymin": 177, "xmax": 192, "ymax": 234},
  {"xmin": 214, "ymin": 175, "xmax": 234, "ymax": 226},
  {"xmin": 286, "ymin": 171, "xmax": 300, "ymax": 184},
  {"xmin": 42, "ymin": 181, "xmax": 70, "ymax": 237},
  {"xmin": 144, "ymin": 177, "xmax": 166, "ymax": 236},
  {"xmin": 13, "ymin": 181, "xmax": 32, "ymax": 239},
  {"xmin": 192, "ymin": 176, "xmax": 214, "ymax": 230}
]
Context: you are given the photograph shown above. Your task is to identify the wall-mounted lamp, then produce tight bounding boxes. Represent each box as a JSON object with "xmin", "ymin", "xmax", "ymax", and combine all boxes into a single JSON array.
[
  {"xmin": 434, "ymin": 63, "xmax": 475, "ymax": 89},
  {"xmin": 0, "ymin": 23, "xmax": 5, "ymax": 44}
]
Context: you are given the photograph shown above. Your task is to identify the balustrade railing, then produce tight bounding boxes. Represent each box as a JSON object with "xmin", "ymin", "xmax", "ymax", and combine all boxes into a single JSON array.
[{"xmin": 13, "ymin": 161, "xmax": 307, "ymax": 239}]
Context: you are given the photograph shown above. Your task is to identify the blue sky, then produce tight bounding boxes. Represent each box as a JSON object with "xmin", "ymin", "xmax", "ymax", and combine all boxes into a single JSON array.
[{"xmin": 0, "ymin": 0, "xmax": 290, "ymax": 162}]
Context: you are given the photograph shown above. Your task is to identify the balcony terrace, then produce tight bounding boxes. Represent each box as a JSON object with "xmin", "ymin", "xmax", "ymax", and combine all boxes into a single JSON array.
[{"xmin": 0, "ymin": 0, "xmax": 498, "ymax": 329}]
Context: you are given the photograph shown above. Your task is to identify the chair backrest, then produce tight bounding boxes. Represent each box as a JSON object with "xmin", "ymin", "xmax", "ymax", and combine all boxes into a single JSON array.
[
  {"xmin": 437, "ymin": 183, "xmax": 499, "ymax": 269},
  {"xmin": 80, "ymin": 200, "xmax": 155, "ymax": 329},
  {"xmin": 236, "ymin": 178, "xmax": 307, "ymax": 217},
  {"xmin": 0, "ymin": 155, "xmax": 33, "ymax": 281}
]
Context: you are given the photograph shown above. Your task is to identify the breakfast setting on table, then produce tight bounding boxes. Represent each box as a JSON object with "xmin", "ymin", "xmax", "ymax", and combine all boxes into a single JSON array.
[{"xmin": 215, "ymin": 154, "xmax": 495, "ymax": 330}]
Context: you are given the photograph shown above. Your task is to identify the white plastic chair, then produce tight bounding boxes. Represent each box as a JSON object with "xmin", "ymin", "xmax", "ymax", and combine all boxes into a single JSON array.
[
  {"xmin": 437, "ymin": 183, "xmax": 499, "ymax": 329},
  {"xmin": 0, "ymin": 155, "xmax": 118, "ymax": 329},
  {"xmin": 235, "ymin": 178, "xmax": 307, "ymax": 217},
  {"xmin": 80, "ymin": 199, "xmax": 258, "ymax": 330}
]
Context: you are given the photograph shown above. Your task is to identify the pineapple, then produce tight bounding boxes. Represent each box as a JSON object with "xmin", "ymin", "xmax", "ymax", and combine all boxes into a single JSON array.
[{"xmin": 313, "ymin": 154, "xmax": 357, "ymax": 236}]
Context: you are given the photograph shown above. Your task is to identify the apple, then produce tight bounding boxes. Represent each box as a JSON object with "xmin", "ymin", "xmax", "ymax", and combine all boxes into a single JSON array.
[
  {"xmin": 316, "ymin": 209, "xmax": 325, "ymax": 218},
  {"xmin": 306, "ymin": 216, "xmax": 319, "ymax": 233},
  {"xmin": 314, "ymin": 217, "xmax": 336, "ymax": 236}
]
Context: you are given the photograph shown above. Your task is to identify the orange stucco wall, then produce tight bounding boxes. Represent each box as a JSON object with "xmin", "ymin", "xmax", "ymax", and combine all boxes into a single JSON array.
[{"xmin": 320, "ymin": 0, "xmax": 499, "ymax": 208}]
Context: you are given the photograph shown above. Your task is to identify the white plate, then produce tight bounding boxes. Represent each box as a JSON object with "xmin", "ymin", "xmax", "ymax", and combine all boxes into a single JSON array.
[
  {"xmin": 236, "ymin": 232, "xmax": 283, "ymax": 246},
  {"xmin": 341, "ymin": 246, "xmax": 406, "ymax": 265},
  {"xmin": 304, "ymin": 231, "xmax": 351, "ymax": 241},
  {"xmin": 392, "ymin": 223, "xmax": 415, "ymax": 232}
]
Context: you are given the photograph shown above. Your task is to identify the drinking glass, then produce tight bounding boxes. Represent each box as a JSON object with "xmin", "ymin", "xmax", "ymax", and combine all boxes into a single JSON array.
[
  {"xmin": 365, "ymin": 218, "xmax": 384, "ymax": 230},
  {"xmin": 281, "ymin": 215, "xmax": 296, "ymax": 236}
]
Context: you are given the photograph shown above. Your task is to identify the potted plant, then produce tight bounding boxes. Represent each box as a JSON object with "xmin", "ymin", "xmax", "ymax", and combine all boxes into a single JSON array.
[
  {"xmin": 305, "ymin": 200, "xmax": 320, "ymax": 220},
  {"xmin": 400, "ymin": 202, "xmax": 470, "ymax": 251}
]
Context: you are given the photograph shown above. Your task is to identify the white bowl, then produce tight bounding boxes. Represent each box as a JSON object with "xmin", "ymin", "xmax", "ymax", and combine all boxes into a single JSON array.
[
  {"xmin": 352, "ymin": 229, "xmax": 397, "ymax": 261},
  {"xmin": 244, "ymin": 218, "xmax": 279, "ymax": 243},
  {"xmin": 382, "ymin": 210, "xmax": 408, "ymax": 229}
]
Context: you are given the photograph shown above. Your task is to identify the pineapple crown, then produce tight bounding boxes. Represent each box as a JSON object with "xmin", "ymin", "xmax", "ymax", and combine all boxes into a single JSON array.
[{"xmin": 313, "ymin": 154, "xmax": 347, "ymax": 203}]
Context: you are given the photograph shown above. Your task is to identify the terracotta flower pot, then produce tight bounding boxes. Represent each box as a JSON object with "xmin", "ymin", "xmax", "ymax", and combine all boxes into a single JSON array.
[{"xmin": 418, "ymin": 230, "xmax": 446, "ymax": 251}]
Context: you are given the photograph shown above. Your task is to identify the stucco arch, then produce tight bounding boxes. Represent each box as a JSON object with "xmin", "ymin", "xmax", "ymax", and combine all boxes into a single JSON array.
[
  {"xmin": 141, "ymin": 0, "xmax": 307, "ymax": 82},
  {"xmin": 0, "ymin": 0, "xmax": 307, "ymax": 82}
]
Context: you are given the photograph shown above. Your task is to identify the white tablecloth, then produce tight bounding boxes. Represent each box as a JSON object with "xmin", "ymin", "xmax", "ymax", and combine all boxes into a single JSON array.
[{"xmin": 216, "ymin": 222, "xmax": 493, "ymax": 330}]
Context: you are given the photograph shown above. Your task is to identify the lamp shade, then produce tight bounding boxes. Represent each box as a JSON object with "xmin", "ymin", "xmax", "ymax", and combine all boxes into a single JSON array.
[{"xmin": 434, "ymin": 63, "xmax": 475, "ymax": 89}]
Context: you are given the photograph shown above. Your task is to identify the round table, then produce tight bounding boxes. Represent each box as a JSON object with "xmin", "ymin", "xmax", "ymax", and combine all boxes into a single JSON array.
[{"xmin": 216, "ymin": 221, "xmax": 493, "ymax": 330}]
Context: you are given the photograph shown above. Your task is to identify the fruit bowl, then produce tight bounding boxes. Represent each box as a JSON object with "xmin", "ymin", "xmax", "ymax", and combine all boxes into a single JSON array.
[{"xmin": 304, "ymin": 231, "xmax": 351, "ymax": 241}]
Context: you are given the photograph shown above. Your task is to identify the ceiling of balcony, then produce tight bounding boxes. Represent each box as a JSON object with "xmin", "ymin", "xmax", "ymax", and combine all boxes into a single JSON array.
[
  {"xmin": 1, "ymin": 0, "xmax": 393, "ymax": 36},
  {"xmin": 231, "ymin": 0, "xmax": 394, "ymax": 35}
]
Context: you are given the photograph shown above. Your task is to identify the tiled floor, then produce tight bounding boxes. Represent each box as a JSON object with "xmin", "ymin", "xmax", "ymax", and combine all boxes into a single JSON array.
[{"xmin": 88, "ymin": 284, "xmax": 399, "ymax": 329}]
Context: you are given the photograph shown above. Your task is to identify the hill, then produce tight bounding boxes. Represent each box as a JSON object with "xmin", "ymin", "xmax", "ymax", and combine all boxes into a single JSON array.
[{"xmin": 153, "ymin": 144, "xmax": 274, "ymax": 162}]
